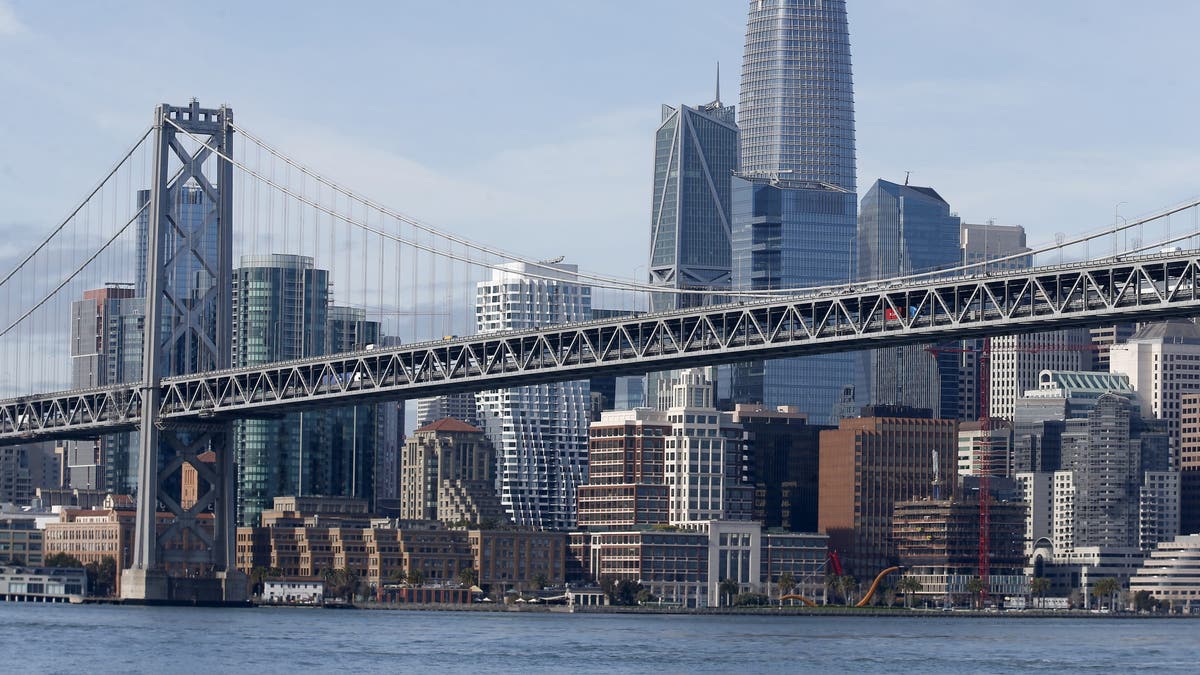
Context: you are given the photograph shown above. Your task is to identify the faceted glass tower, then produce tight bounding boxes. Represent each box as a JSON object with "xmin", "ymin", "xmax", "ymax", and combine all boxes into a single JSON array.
[
  {"xmin": 731, "ymin": 0, "xmax": 860, "ymax": 423},
  {"xmin": 858, "ymin": 180, "xmax": 962, "ymax": 416},
  {"xmin": 648, "ymin": 95, "xmax": 738, "ymax": 401}
]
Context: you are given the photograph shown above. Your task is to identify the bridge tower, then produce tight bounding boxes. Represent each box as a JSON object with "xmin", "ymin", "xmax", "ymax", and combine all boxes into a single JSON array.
[{"xmin": 121, "ymin": 101, "xmax": 243, "ymax": 602}]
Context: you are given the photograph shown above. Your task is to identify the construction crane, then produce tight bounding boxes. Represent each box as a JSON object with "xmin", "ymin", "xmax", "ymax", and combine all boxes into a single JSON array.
[{"xmin": 924, "ymin": 338, "xmax": 1103, "ymax": 607}]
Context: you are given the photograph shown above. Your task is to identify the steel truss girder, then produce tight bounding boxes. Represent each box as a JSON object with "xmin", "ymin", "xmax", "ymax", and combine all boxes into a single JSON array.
[{"xmin": 3, "ymin": 250, "xmax": 1200, "ymax": 443}]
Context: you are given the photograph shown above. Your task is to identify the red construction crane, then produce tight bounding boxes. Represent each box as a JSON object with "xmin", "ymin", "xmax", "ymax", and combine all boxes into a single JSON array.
[{"xmin": 925, "ymin": 338, "xmax": 1103, "ymax": 607}]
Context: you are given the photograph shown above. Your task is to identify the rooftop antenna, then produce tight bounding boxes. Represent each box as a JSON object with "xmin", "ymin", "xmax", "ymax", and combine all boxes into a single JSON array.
[
  {"xmin": 714, "ymin": 61, "xmax": 721, "ymax": 106},
  {"xmin": 904, "ymin": 171, "xmax": 911, "ymax": 186}
]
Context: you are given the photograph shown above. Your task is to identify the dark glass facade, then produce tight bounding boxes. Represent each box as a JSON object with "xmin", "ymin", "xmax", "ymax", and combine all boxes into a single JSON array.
[
  {"xmin": 732, "ymin": 0, "xmax": 860, "ymax": 423},
  {"xmin": 857, "ymin": 180, "xmax": 962, "ymax": 416}
]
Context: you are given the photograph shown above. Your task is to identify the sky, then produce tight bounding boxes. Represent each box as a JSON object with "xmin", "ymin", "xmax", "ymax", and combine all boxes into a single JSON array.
[{"xmin": 3, "ymin": 0, "xmax": 1200, "ymax": 282}]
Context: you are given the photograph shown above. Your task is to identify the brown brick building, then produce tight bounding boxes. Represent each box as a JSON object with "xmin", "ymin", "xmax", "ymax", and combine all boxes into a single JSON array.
[
  {"xmin": 577, "ymin": 409, "xmax": 670, "ymax": 529},
  {"xmin": 818, "ymin": 406, "xmax": 957, "ymax": 581}
]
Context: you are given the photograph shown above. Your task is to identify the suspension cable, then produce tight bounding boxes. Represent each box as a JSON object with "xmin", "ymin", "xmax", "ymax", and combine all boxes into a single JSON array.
[{"xmin": 0, "ymin": 127, "xmax": 152, "ymax": 291}]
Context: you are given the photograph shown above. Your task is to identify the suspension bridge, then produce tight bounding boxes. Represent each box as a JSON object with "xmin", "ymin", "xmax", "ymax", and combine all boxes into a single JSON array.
[{"xmin": 2, "ymin": 101, "xmax": 1199, "ymax": 602}]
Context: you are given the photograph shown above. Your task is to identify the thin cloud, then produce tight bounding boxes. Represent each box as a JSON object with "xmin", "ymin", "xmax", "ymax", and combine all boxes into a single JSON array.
[{"xmin": 0, "ymin": 1, "xmax": 27, "ymax": 37}]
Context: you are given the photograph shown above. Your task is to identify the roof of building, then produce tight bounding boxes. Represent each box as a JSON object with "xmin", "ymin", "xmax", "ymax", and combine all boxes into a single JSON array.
[
  {"xmin": 1039, "ymin": 370, "xmax": 1133, "ymax": 395},
  {"xmin": 1128, "ymin": 319, "xmax": 1200, "ymax": 342},
  {"xmin": 415, "ymin": 418, "xmax": 483, "ymax": 434}
]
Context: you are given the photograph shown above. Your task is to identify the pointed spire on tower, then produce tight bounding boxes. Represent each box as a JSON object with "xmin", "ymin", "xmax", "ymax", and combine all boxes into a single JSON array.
[{"xmin": 714, "ymin": 61, "xmax": 721, "ymax": 106}]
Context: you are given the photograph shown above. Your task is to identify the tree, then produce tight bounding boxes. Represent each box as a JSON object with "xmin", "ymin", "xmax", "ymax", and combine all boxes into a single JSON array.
[
  {"xmin": 1132, "ymin": 590, "xmax": 1155, "ymax": 613},
  {"xmin": 406, "ymin": 568, "xmax": 425, "ymax": 586},
  {"xmin": 965, "ymin": 577, "xmax": 985, "ymax": 609},
  {"xmin": 458, "ymin": 567, "xmax": 479, "ymax": 588},
  {"xmin": 734, "ymin": 592, "xmax": 770, "ymax": 607},
  {"xmin": 84, "ymin": 556, "xmax": 117, "ymax": 597},
  {"xmin": 44, "ymin": 553, "xmax": 84, "ymax": 569},
  {"xmin": 719, "ymin": 578, "xmax": 740, "ymax": 607},
  {"xmin": 531, "ymin": 573, "xmax": 549, "ymax": 591},
  {"xmin": 833, "ymin": 575, "xmax": 858, "ymax": 606},
  {"xmin": 1029, "ymin": 577, "xmax": 1051, "ymax": 608},
  {"xmin": 898, "ymin": 576, "xmax": 923, "ymax": 609},
  {"xmin": 1092, "ymin": 577, "xmax": 1120, "ymax": 611},
  {"xmin": 322, "ymin": 567, "xmax": 361, "ymax": 602},
  {"xmin": 776, "ymin": 572, "xmax": 797, "ymax": 601}
]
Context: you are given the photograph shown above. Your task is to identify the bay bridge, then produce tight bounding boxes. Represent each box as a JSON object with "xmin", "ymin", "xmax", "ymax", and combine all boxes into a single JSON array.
[{"xmin": 2, "ymin": 101, "xmax": 1199, "ymax": 602}]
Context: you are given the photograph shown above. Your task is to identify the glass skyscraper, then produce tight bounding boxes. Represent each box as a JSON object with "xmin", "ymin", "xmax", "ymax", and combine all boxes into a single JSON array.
[
  {"xmin": 731, "ymin": 0, "xmax": 859, "ymax": 423},
  {"xmin": 648, "ymin": 94, "xmax": 739, "ymax": 404},
  {"xmin": 857, "ymin": 179, "xmax": 962, "ymax": 417},
  {"xmin": 232, "ymin": 254, "xmax": 329, "ymax": 526}
]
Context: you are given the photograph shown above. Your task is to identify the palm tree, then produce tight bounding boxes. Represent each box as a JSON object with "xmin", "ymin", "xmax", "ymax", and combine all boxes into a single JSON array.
[
  {"xmin": 719, "ymin": 578, "xmax": 740, "ymax": 607},
  {"xmin": 898, "ymin": 576, "xmax": 923, "ymax": 608},
  {"xmin": 458, "ymin": 567, "xmax": 479, "ymax": 588},
  {"xmin": 777, "ymin": 572, "xmax": 797, "ymax": 602},
  {"xmin": 833, "ymin": 575, "xmax": 858, "ymax": 606},
  {"xmin": 1092, "ymin": 577, "xmax": 1120, "ymax": 611},
  {"xmin": 965, "ymin": 577, "xmax": 985, "ymax": 609},
  {"xmin": 1029, "ymin": 577, "xmax": 1051, "ymax": 609}
]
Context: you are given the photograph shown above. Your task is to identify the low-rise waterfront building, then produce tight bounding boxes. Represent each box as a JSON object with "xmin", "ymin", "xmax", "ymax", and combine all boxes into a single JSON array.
[
  {"xmin": 1129, "ymin": 533, "xmax": 1200, "ymax": 612},
  {"xmin": 0, "ymin": 565, "xmax": 86, "ymax": 602}
]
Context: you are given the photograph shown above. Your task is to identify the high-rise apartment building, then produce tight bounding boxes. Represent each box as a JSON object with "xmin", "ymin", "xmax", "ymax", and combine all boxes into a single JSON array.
[
  {"xmin": 989, "ymin": 328, "xmax": 1093, "ymax": 421},
  {"xmin": 475, "ymin": 262, "xmax": 591, "ymax": 530},
  {"xmin": 818, "ymin": 406, "xmax": 958, "ymax": 580},
  {"xmin": 662, "ymin": 369, "xmax": 747, "ymax": 524},
  {"xmin": 1052, "ymin": 393, "xmax": 1174, "ymax": 553},
  {"xmin": 1109, "ymin": 320, "xmax": 1200, "ymax": 466},
  {"xmin": 64, "ymin": 285, "xmax": 137, "ymax": 492},
  {"xmin": 399, "ymin": 418, "xmax": 504, "ymax": 524},
  {"xmin": 415, "ymin": 393, "xmax": 480, "ymax": 429},
  {"xmin": 858, "ymin": 180, "xmax": 961, "ymax": 416},
  {"xmin": 730, "ymin": 0, "xmax": 860, "ymax": 424},
  {"xmin": 1181, "ymin": 392, "xmax": 1200, "ymax": 534},
  {"xmin": 232, "ymin": 254, "xmax": 329, "ymax": 526},
  {"xmin": 577, "ymin": 408, "xmax": 670, "ymax": 529}
]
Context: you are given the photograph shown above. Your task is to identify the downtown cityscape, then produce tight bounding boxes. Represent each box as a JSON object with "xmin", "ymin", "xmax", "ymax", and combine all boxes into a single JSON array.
[{"xmin": 4, "ymin": 1, "xmax": 1200, "ymax": 651}]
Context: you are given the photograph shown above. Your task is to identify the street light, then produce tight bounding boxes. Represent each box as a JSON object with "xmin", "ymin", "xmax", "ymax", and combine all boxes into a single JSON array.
[{"xmin": 1114, "ymin": 202, "xmax": 1128, "ymax": 257}]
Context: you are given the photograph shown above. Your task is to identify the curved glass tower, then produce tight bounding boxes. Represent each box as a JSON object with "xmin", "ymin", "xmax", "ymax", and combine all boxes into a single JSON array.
[{"xmin": 732, "ymin": 0, "xmax": 861, "ymax": 423}]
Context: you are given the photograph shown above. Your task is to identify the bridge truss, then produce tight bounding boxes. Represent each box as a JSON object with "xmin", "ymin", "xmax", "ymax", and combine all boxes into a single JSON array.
[{"xmin": 3, "ymin": 248, "xmax": 1199, "ymax": 443}]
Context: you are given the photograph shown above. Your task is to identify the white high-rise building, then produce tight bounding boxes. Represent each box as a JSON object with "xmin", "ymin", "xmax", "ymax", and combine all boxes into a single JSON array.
[
  {"xmin": 1109, "ymin": 320, "xmax": 1200, "ymax": 467},
  {"xmin": 474, "ymin": 262, "xmax": 590, "ymax": 530},
  {"xmin": 989, "ymin": 329, "xmax": 1092, "ymax": 421},
  {"xmin": 663, "ymin": 369, "xmax": 727, "ymax": 523}
]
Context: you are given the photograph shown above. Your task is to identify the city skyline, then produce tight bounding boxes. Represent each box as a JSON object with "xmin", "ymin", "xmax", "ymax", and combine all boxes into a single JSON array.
[{"xmin": 3, "ymin": 1, "xmax": 1200, "ymax": 287}]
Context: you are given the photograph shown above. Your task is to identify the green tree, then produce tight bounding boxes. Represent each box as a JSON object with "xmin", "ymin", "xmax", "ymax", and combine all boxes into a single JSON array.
[
  {"xmin": 635, "ymin": 588, "xmax": 656, "ymax": 605},
  {"xmin": 531, "ymin": 573, "xmax": 549, "ymax": 591},
  {"xmin": 1029, "ymin": 577, "xmax": 1051, "ymax": 608},
  {"xmin": 1132, "ymin": 590, "xmax": 1155, "ymax": 613},
  {"xmin": 834, "ymin": 575, "xmax": 858, "ymax": 606},
  {"xmin": 44, "ymin": 553, "xmax": 84, "ymax": 568},
  {"xmin": 84, "ymin": 556, "xmax": 117, "ymax": 597},
  {"xmin": 898, "ymin": 576, "xmax": 923, "ymax": 608},
  {"xmin": 776, "ymin": 572, "xmax": 797, "ymax": 601},
  {"xmin": 1092, "ymin": 577, "xmax": 1120, "ymax": 611},
  {"xmin": 321, "ymin": 567, "xmax": 361, "ymax": 602},
  {"xmin": 387, "ymin": 565, "xmax": 407, "ymax": 584},
  {"xmin": 734, "ymin": 592, "xmax": 770, "ymax": 607},
  {"xmin": 406, "ymin": 568, "xmax": 425, "ymax": 586},
  {"xmin": 719, "ymin": 578, "xmax": 740, "ymax": 607},
  {"xmin": 965, "ymin": 577, "xmax": 985, "ymax": 609},
  {"xmin": 458, "ymin": 567, "xmax": 479, "ymax": 588}
]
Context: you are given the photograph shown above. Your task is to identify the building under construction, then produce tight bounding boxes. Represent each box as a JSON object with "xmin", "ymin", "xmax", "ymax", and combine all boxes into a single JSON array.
[{"xmin": 892, "ymin": 495, "xmax": 1027, "ymax": 606}]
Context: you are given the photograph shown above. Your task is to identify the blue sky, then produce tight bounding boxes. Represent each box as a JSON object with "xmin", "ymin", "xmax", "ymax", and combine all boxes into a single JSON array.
[{"xmin": 3, "ymin": 0, "xmax": 1200, "ymax": 280}]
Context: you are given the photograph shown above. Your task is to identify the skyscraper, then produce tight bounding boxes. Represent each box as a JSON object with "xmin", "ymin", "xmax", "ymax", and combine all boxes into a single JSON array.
[
  {"xmin": 232, "ymin": 254, "xmax": 329, "ymax": 526},
  {"xmin": 731, "ymin": 0, "xmax": 860, "ymax": 423},
  {"xmin": 857, "ymin": 180, "xmax": 962, "ymax": 416},
  {"xmin": 648, "ymin": 94, "xmax": 737, "ymax": 402},
  {"xmin": 475, "ymin": 262, "xmax": 591, "ymax": 530}
]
